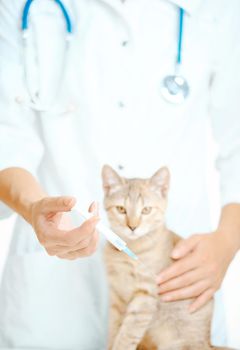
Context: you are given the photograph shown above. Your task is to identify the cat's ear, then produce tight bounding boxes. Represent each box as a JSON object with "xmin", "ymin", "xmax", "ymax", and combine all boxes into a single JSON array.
[
  {"xmin": 150, "ymin": 167, "xmax": 170, "ymax": 197},
  {"xmin": 102, "ymin": 165, "xmax": 125, "ymax": 194}
]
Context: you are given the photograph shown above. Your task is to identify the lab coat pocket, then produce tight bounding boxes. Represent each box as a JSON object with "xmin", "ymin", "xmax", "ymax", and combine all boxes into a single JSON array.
[{"xmin": 0, "ymin": 251, "xmax": 108, "ymax": 349}]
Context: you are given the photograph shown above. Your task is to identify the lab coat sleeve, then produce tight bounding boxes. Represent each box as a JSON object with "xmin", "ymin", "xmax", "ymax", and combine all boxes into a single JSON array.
[
  {"xmin": 0, "ymin": 1, "xmax": 44, "ymax": 218},
  {"xmin": 209, "ymin": 7, "xmax": 240, "ymax": 207}
]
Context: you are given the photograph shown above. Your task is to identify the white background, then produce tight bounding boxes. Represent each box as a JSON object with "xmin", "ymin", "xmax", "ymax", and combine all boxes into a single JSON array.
[{"xmin": 0, "ymin": 132, "xmax": 240, "ymax": 348}]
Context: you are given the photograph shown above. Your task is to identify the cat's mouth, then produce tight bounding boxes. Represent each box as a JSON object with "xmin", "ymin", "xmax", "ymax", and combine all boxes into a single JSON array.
[
  {"xmin": 125, "ymin": 228, "xmax": 146, "ymax": 240},
  {"xmin": 111, "ymin": 224, "xmax": 146, "ymax": 241},
  {"xmin": 129, "ymin": 230, "xmax": 137, "ymax": 238}
]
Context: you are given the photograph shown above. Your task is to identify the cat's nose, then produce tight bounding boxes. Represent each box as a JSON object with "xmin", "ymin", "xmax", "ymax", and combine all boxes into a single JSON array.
[{"xmin": 127, "ymin": 224, "xmax": 138, "ymax": 231}]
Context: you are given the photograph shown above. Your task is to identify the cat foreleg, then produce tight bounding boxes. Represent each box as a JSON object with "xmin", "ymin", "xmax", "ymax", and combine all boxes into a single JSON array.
[
  {"xmin": 108, "ymin": 304, "xmax": 125, "ymax": 350},
  {"xmin": 112, "ymin": 294, "xmax": 157, "ymax": 350}
]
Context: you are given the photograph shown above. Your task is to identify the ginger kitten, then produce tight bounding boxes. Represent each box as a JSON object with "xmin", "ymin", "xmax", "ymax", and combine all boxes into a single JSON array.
[{"xmin": 102, "ymin": 165, "xmax": 232, "ymax": 350}]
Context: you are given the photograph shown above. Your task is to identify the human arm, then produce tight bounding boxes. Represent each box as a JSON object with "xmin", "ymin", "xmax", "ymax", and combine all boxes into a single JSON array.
[
  {"xmin": 0, "ymin": 167, "xmax": 100, "ymax": 260},
  {"xmin": 0, "ymin": 167, "xmax": 47, "ymax": 224}
]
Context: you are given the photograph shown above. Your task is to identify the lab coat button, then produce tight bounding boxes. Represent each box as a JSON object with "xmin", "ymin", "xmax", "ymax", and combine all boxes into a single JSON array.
[
  {"xmin": 67, "ymin": 103, "xmax": 77, "ymax": 113},
  {"xmin": 15, "ymin": 95, "xmax": 24, "ymax": 104},
  {"xmin": 122, "ymin": 40, "xmax": 129, "ymax": 47},
  {"xmin": 118, "ymin": 101, "xmax": 125, "ymax": 108},
  {"xmin": 118, "ymin": 164, "xmax": 124, "ymax": 170}
]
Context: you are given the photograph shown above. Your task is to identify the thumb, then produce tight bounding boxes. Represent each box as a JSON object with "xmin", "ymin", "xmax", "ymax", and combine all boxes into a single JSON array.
[
  {"xmin": 88, "ymin": 201, "xmax": 99, "ymax": 216},
  {"xmin": 41, "ymin": 196, "xmax": 76, "ymax": 214},
  {"xmin": 171, "ymin": 234, "xmax": 202, "ymax": 259}
]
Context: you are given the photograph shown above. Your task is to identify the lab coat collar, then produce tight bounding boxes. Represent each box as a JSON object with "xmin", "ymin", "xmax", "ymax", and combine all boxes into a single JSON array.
[
  {"xmin": 168, "ymin": 0, "xmax": 203, "ymax": 15},
  {"xmin": 99, "ymin": 0, "xmax": 203, "ymax": 16}
]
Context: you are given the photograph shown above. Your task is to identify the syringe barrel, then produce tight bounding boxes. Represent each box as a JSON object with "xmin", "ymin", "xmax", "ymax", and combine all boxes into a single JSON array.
[
  {"xmin": 72, "ymin": 205, "xmax": 127, "ymax": 251},
  {"xmin": 96, "ymin": 223, "xmax": 127, "ymax": 251}
]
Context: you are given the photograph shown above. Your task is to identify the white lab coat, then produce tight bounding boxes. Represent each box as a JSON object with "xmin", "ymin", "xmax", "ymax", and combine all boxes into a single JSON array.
[{"xmin": 0, "ymin": 0, "xmax": 240, "ymax": 348}]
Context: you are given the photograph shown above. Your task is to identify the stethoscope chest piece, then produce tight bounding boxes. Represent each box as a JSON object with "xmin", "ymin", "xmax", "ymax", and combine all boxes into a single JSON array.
[
  {"xmin": 160, "ymin": 7, "xmax": 190, "ymax": 104},
  {"xmin": 161, "ymin": 75, "xmax": 189, "ymax": 104}
]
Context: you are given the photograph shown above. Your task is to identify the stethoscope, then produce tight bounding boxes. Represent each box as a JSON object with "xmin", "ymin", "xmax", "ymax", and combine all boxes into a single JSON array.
[
  {"xmin": 21, "ymin": 0, "xmax": 73, "ymax": 111},
  {"xmin": 21, "ymin": 1, "xmax": 189, "ymax": 109}
]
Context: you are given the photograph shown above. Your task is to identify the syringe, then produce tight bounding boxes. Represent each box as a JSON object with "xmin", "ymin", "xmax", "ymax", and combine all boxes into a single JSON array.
[{"xmin": 72, "ymin": 205, "xmax": 139, "ymax": 261}]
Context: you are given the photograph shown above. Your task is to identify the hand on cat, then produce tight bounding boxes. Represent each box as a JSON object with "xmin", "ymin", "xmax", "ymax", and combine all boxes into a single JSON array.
[
  {"xmin": 30, "ymin": 197, "xmax": 100, "ymax": 260},
  {"xmin": 156, "ymin": 231, "xmax": 236, "ymax": 312}
]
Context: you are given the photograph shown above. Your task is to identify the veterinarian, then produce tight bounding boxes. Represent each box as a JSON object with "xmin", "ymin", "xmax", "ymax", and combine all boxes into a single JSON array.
[{"xmin": 0, "ymin": 0, "xmax": 240, "ymax": 349}]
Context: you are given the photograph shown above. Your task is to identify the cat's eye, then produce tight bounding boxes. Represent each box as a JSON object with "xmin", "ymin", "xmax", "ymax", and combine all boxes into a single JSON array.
[
  {"xmin": 116, "ymin": 206, "xmax": 127, "ymax": 214},
  {"xmin": 142, "ymin": 207, "xmax": 152, "ymax": 215}
]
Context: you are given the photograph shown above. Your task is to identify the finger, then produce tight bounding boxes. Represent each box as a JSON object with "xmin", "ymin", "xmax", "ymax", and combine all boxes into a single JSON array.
[
  {"xmin": 68, "ymin": 230, "xmax": 99, "ymax": 252},
  {"xmin": 89, "ymin": 201, "xmax": 99, "ymax": 215},
  {"xmin": 37, "ymin": 225, "xmax": 67, "ymax": 247},
  {"xmin": 71, "ymin": 231, "xmax": 99, "ymax": 258},
  {"xmin": 41, "ymin": 196, "xmax": 76, "ymax": 215},
  {"xmin": 156, "ymin": 255, "xmax": 197, "ymax": 284},
  {"xmin": 161, "ymin": 280, "xmax": 208, "ymax": 302},
  {"xmin": 158, "ymin": 268, "xmax": 204, "ymax": 294},
  {"xmin": 52, "ymin": 230, "xmax": 99, "ymax": 255},
  {"xmin": 57, "ymin": 231, "xmax": 99, "ymax": 260},
  {"xmin": 171, "ymin": 234, "xmax": 202, "ymax": 259},
  {"xmin": 60, "ymin": 215, "xmax": 100, "ymax": 246},
  {"xmin": 46, "ymin": 237, "xmax": 92, "ymax": 255},
  {"xmin": 189, "ymin": 288, "xmax": 215, "ymax": 313},
  {"xmin": 39, "ymin": 211, "xmax": 99, "ymax": 249}
]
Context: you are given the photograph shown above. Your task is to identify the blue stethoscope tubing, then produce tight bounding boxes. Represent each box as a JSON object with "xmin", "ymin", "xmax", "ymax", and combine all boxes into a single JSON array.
[
  {"xmin": 177, "ymin": 7, "xmax": 184, "ymax": 65},
  {"xmin": 22, "ymin": 0, "xmax": 73, "ymax": 33},
  {"xmin": 21, "ymin": 1, "xmax": 188, "ymax": 107},
  {"xmin": 21, "ymin": 0, "xmax": 73, "ymax": 111}
]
